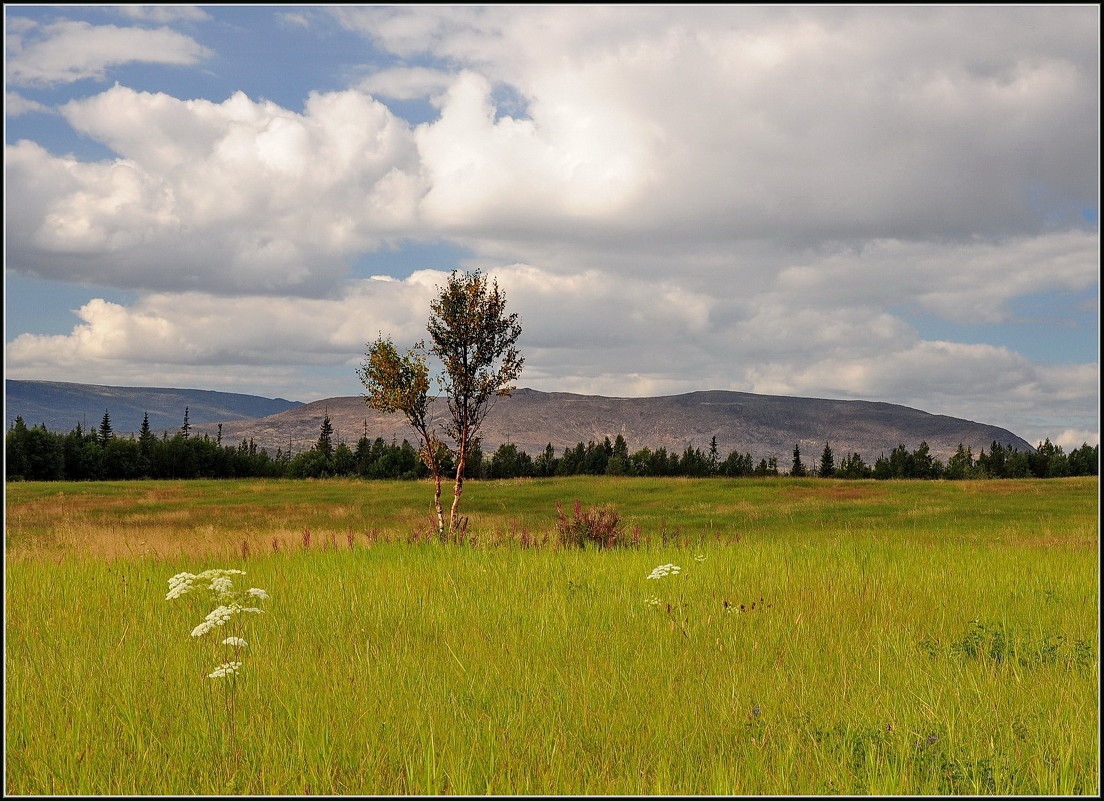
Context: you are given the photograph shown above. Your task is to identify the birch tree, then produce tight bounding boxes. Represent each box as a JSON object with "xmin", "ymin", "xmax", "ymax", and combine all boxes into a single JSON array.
[
  {"xmin": 359, "ymin": 270, "xmax": 523, "ymax": 540},
  {"xmin": 427, "ymin": 270, "xmax": 524, "ymax": 537}
]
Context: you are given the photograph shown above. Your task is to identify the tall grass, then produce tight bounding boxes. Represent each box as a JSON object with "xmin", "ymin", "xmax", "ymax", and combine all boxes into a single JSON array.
[{"xmin": 4, "ymin": 477, "xmax": 1099, "ymax": 794}]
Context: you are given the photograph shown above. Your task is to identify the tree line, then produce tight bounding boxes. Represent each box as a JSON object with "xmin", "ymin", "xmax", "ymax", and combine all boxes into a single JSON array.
[
  {"xmin": 3, "ymin": 409, "xmax": 447, "ymax": 482},
  {"xmin": 6, "ymin": 409, "xmax": 1097, "ymax": 482},
  {"xmin": 473, "ymin": 435, "xmax": 1097, "ymax": 480}
]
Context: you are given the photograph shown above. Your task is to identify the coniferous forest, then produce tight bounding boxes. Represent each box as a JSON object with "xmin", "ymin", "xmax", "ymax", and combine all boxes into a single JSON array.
[{"xmin": 5, "ymin": 409, "xmax": 1097, "ymax": 482}]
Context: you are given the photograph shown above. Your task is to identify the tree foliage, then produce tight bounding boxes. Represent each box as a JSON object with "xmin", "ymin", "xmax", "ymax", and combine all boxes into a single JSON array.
[{"xmin": 358, "ymin": 336, "xmax": 445, "ymax": 532}]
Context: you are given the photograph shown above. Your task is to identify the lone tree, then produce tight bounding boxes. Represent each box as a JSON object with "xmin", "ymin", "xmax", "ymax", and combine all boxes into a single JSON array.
[
  {"xmin": 359, "ymin": 270, "xmax": 523, "ymax": 539},
  {"xmin": 429, "ymin": 270, "xmax": 524, "ymax": 534}
]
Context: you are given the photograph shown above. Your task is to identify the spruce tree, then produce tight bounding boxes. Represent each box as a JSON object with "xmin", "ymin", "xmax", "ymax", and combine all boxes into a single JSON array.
[
  {"xmin": 98, "ymin": 410, "xmax": 114, "ymax": 446},
  {"xmin": 818, "ymin": 441, "xmax": 835, "ymax": 478},
  {"xmin": 137, "ymin": 412, "xmax": 156, "ymax": 475},
  {"xmin": 317, "ymin": 414, "xmax": 335, "ymax": 459},
  {"xmin": 790, "ymin": 444, "xmax": 806, "ymax": 477}
]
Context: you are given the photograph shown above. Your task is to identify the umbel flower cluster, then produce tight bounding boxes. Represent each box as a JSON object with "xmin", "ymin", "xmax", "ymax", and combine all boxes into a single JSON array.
[
  {"xmin": 166, "ymin": 569, "xmax": 268, "ymax": 679},
  {"xmin": 644, "ymin": 563, "xmax": 682, "ymax": 611},
  {"xmin": 646, "ymin": 563, "xmax": 682, "ymax": 580}
]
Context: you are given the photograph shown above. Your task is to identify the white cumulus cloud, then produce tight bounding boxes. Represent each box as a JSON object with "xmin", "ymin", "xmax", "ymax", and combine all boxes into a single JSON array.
[
  {"xmin": 6, "ymin": 19, "xmax": 211, "ymax": 87},
  {"xmin": 6, "ymin": 85, "xmax": 426, "ymax": 294}
]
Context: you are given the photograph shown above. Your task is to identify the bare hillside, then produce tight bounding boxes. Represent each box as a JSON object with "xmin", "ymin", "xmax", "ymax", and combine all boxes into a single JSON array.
[
  {"xmin": 190, "ymin": 388, "xmax": 1033, "ymax": 462},
  {"xmin": 5, "ymin": 379, "xmax": 301, "ymax": 433}
]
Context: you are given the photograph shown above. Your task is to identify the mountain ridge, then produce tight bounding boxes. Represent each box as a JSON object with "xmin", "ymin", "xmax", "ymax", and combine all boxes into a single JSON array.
[
  {"xmin": 6, "ymin": 381, "xmax": 1033, "ymax": 463},
  {"xmin": 5, "ymin": 380, "xmax": 1034, "ymax": 463},
  {"xmin": 4, "ymin": 379, "xmax": 302, "ymax": 435}
]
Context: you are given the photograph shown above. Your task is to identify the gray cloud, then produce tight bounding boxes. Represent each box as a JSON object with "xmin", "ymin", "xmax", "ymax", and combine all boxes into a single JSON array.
[{"xmin": 4, "ymin": 6, "xmax": 1098, "ymax": 449}]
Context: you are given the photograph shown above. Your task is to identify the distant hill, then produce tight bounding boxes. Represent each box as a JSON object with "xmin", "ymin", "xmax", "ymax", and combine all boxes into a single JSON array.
[
  {"xmin": 4, "ymin": 380, "xmax": 302, "ymax": 435},
  {"xmin": 6, "ymin": 380, "xmax": 1034, "ymax": 463},
  {"xmin": 187, "ymin": 387, "xmax": 1034, "ymax": 464}
]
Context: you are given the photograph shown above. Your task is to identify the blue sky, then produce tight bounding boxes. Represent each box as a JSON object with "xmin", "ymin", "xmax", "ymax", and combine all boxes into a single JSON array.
[{"xmin": 4, "ymin": 4, "xmax": 1099, "ymax": 450}]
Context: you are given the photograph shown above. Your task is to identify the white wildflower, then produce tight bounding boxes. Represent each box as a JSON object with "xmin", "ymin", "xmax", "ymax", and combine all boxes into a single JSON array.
[
  {"xmin": 646, "ymin": 563, "xmax": 682, "ymax": 580},
  {"xmin": 165, "ymin": 572, "xmax": 197, "ymax": 600},
  {"xmin": 197, "ymin": 568, "xmax": 245, "ymax": 579},
  {"xmin": 206, "ymin": 605, "xmax": 236, "ymax": 623},
  {"xmin": 644, "ymin": 596, "xmax": 661, "ymax": 607},
  {"xmin": 165, "ymin": 580, "xmax": 193, "ymax": 600},
  {"xmin": 191, "ymin": 604, "xmax": 236, "ymax": 636},
  {"xmin": 208, "ymin": 661, "xmax": 243, "ymax": 679},
  {"xmin": 692, "ymin": 553, "xmax": 706, "ymax": 562},
  {"xmin": 170, "ymin": 567, "xmax": 268, "ymax": 692},
  {"xmin": 209, "ymin": 576, "xmax": 234, "ymax": 594}
]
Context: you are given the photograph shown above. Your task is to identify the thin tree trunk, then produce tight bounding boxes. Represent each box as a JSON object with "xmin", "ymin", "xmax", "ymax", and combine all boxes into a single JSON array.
[
  {"xmin": 449, "ymin": 454, "xmax": 465, "ymax": 541},
  {"xmin": 433, "ymin": 471, "xmax": 445, "ymax": 540},
  {"xmin": 416, "ymin": 430, "xmax": 446, "ymax": 541},
  {"xmin": 449, "ymin": 422, "xmax": 469, "ymax": 541}
]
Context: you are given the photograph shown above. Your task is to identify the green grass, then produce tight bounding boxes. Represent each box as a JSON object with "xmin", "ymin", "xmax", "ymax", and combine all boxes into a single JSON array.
[
  {"xmin": 4, "ymin": 477, "xmax": 1099, "ymax": 794},
  {"xmin": 5, "ymin": 476, "xmax": 1098, "ymax": 559}
]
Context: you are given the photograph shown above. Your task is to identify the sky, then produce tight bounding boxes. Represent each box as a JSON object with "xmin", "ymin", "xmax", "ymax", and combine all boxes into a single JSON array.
[{"xmin": 3, "ymin": 4, "xmax": 1100, "ymax": 450}]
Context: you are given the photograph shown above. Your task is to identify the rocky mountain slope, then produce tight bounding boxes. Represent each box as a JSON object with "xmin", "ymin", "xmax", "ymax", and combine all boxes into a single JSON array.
[
  {"xmin": 7, "ymin": 380, "xmax": 1034, "ymax": 463},
  {"xmin": 188, "ymin": 387, "xmax": 1034, "ymax": 463}
]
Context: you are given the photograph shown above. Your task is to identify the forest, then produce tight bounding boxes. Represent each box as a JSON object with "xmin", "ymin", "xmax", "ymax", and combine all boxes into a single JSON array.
[{"xmin": 5, "ymin": 410, "xmax": 1097, "ymax": 482}]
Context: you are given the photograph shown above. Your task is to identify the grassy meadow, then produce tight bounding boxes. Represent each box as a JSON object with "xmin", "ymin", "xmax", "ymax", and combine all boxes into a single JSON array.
[{"xmin": 5, "ymin": 476, "xmax": 1099, "ymax": 795}]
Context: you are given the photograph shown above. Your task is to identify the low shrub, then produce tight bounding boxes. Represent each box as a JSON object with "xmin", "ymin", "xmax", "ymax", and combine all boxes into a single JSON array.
[{"xmin": 555, "ymin": 498, "xmax": 635, "ymax": 548}]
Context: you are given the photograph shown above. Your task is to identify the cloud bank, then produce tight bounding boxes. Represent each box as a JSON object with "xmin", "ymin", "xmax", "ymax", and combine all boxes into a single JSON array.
[{"xmin": 4, "ymin": 5, "xmax": 1098, "ymax": 449}]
